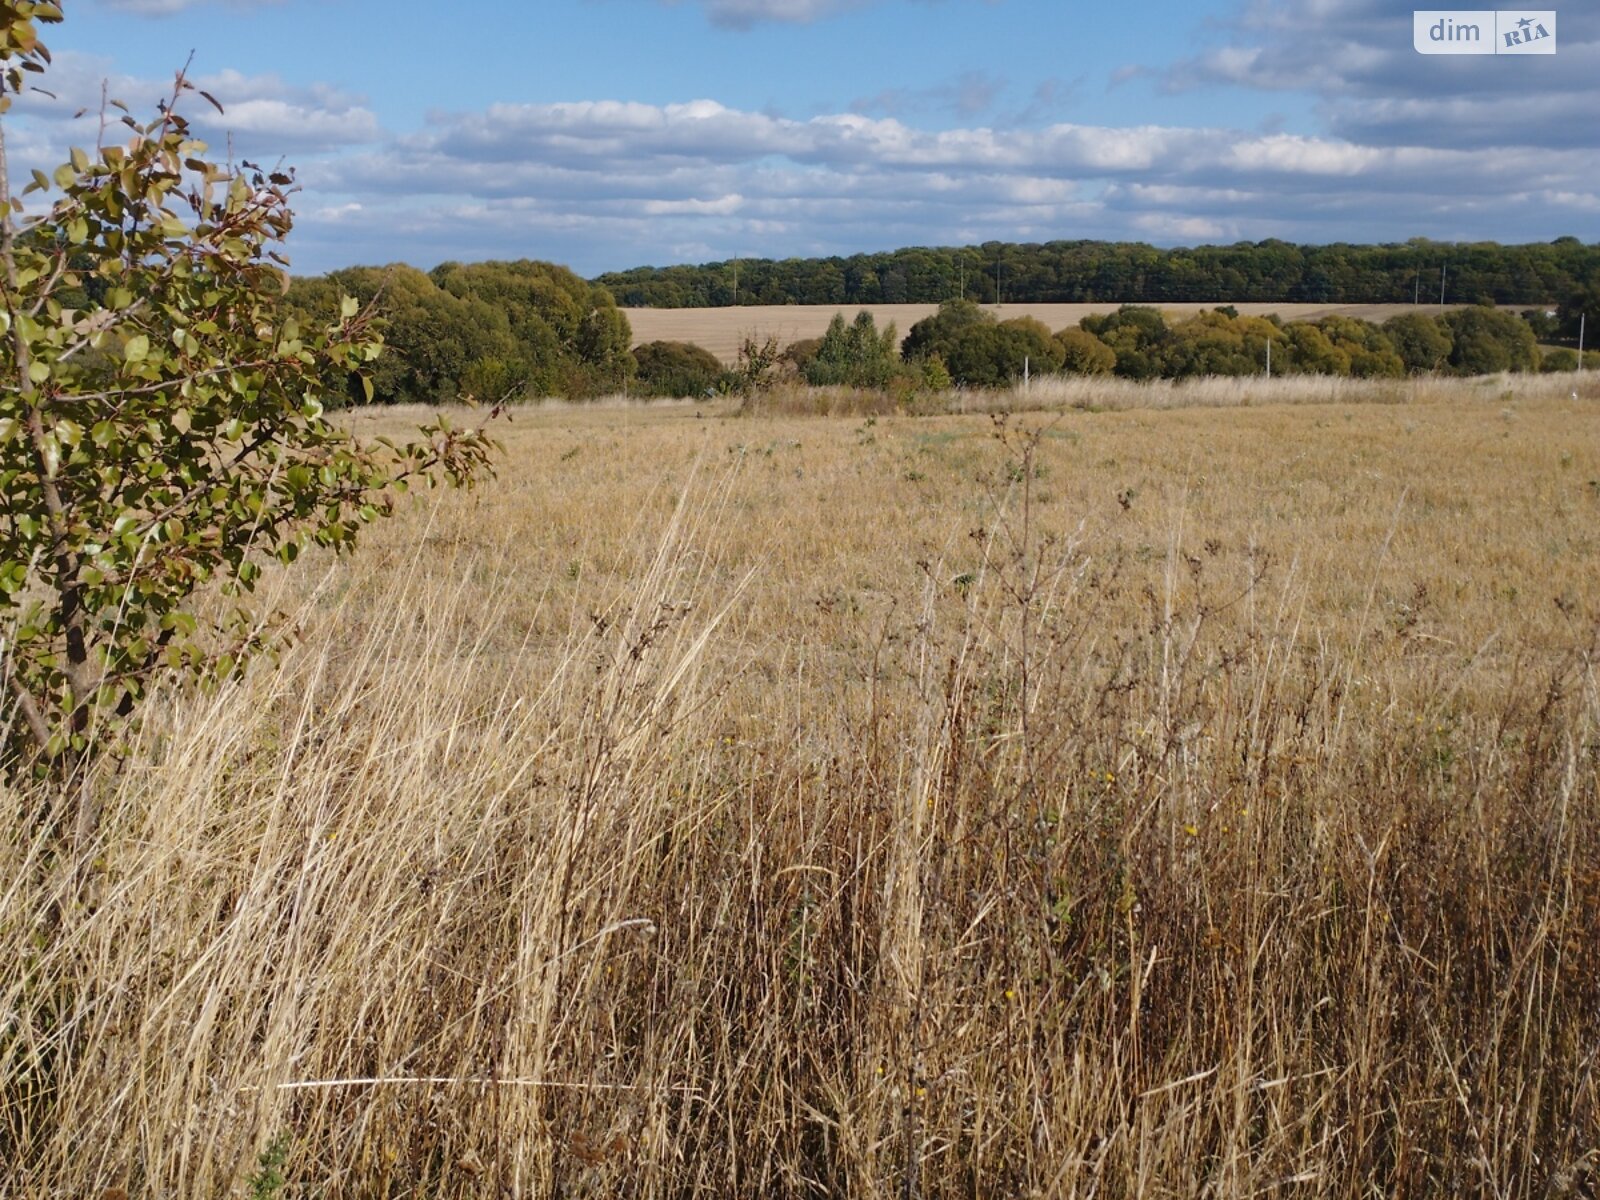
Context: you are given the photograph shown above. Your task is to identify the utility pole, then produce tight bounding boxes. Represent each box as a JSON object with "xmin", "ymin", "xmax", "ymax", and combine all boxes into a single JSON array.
[
  {"xmin": 1439, "ymin": 264, "xmax": 1446, "ymax": 309},
  {"xmin": 996, "ymin": 254, "xmax": 1002, "ymax": 307},
  {"xmin": 1266, "ymin": 338, "xmax": 1272, "ymax": 379},
  {"xmin": 732, "ymin": 255, "xmax": 739, "ymax": 307},
  {"xmin": 1414, "ymin": 271, "xmax": 1420, "ymax": 305},
  {"xmin": 1580, "ymin": 313, "xmax": 1587, "ymax": 374}
]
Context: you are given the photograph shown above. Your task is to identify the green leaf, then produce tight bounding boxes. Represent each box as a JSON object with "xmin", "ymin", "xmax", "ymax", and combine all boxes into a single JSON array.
[{"xmin": 124, "ymin": 334, "xmax": 150, "ymax": 363}]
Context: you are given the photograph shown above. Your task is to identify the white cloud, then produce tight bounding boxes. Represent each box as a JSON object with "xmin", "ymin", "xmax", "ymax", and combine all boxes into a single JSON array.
[
  {"xmin": 1131, "ymin": 213, "xmax": 1228, "ymax": 240},
  {"xmin": 7, "ymin": 46, "xmax": 1592, "ymax": 277},
  {"xmin": 273, "ymin": 94, "xmax": 1597, "ymax": 273},
  {"xmin": 9, "ymin": 54, "xmax": 380, "ymax": 156},
  {"xmin": 1158, "ymin": 0, "xmax": 1600, "ymax": 150}
]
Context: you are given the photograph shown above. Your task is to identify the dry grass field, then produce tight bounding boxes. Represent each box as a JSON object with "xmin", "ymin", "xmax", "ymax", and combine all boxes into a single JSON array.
[
  {"xmin": 623, "ymin": 302, "xmax": 1469, "ymax": 363},
  {"xmin": 4, "ymin": 373, "xmax": 1599, "ymax": 1197}
]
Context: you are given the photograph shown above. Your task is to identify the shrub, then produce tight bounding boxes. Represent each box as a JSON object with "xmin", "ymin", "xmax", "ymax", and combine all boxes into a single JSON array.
[
  {"xmin": 1055, "ymin": 329, "xmax": 1116, "ymax": 375},
  {"xmin": 0, "ymin": 9, "xmax": 496, "ymax": 815},
  {"xmin": 634, "ymin": 340, "xmax": 724, "ymax": 398}
]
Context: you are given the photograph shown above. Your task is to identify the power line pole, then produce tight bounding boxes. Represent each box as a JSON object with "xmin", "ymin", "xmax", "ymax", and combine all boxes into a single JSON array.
[{"xmin": 1439, "ymin": 264, "xmax": 1446, "ymax": 309}]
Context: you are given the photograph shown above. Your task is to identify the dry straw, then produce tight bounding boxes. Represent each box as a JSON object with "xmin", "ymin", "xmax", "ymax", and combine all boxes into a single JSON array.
[{"xmin": 4, "ymin": 382, "xmax": 1598, "ymax": 1196}]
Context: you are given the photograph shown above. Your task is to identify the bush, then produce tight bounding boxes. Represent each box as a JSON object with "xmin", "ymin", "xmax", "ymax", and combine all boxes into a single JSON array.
[
  {"xmin": 1055, "ymin": 328, "xmax": 1116, "ymax": 375},
  {"xmin": 634, "ymin": 340, "xmax": 725, "ymax": 398},
  {"xmin": 0, "ymin": 10, "xmax": 496, "ymax": 804},
  {"xmin": 782, "ymin": 337, "xmax": 823, "ymax": 372}
]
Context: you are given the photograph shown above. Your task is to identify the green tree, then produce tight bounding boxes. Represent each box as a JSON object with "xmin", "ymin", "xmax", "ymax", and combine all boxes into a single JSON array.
[
  {"xmin": 429, "ymin": 260, "xmax": 635, "ymax": 398},
  {"xmin": 1558, "ymin": 281, "xmax": 1599, "ymax": 346},
  {"xmin": 0, "ymin": 7, "xmax": 495, "ymax": 818},
  {"xmin": 1280, "ymin": 323, "xmax": 1352, "ymax": 376},
  {"xmin": 1383, "ymin": 312, "xmax": 1454, "ymax": 373},
  {"xmin": 900, "ymin": 298, "xmax": 992, "ymax": 363},
  {"xmin": 1082, "ymin": 306, "xmax": 1171, "ymax": 380},
  {"xmin": 1055, "ymin": 328, "xmax": 1116, "ymax": 375},
  {"xmin": 804, "ymin": 310, "xmax": 901, "ymax": 387},
  {"xmin": 291, "ymin": 265, "xmax": 520, "ymax": 405},
  {"xmin": 1441, "ymin": 305, "xmax": 1540, "ymax": 374}
]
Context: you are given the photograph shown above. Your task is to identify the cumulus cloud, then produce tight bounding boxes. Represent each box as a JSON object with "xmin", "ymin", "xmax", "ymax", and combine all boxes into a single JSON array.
[
  {"xmin": 7, "ymin": 41, "xmax": 1593, "ymax": 277},
  {"xmin": 11, "ymin": 54, "xmax": 380, "ymax": 156},
  {"xmin": 269, "ymin": 93, "xmax": 1597, "ymax": 273},
  {"xmin": 1159, "ymin": 0, "xmax": 1600, "ymax": 150}
]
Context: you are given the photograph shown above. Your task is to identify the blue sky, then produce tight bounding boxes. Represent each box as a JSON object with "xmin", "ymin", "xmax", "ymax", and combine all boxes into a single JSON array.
[{"xmin": 7, "ymin": 0, "xmax": 1597, "ymax": 276}]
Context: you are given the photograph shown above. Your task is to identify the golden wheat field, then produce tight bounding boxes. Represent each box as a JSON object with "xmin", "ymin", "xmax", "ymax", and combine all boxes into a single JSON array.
[
  {"xmin": 4, "ymin": 374, "xmax": 1599, "ymax": 1197},
  {"xmin": 622, "ymin": 302, "xmax": 1469, "ymax": 363}
]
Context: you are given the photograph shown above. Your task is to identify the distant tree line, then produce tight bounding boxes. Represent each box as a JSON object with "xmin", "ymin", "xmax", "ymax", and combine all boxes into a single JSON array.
[
  {"xmin": 283, "ymin": 246, "xmax": 1600, "ymax": 403},
  {"xmin": 595, "ymin": 237, "xmax": 1599, "ymax": 313},
  {"xmin": 628, "ymin": 301, "xmax": 1593, "ymax": 397},
  {"xmin": 288, "ymin": 260, "xmax": 634, "ymax": 404},
  {"xmin": 898, "ymin": 300, "xmax": 1593, "ymax": 386}
]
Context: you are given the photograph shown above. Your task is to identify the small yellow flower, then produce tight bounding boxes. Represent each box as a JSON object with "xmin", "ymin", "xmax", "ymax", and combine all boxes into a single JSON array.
[{"xmin": 1183, "ymin": 824, "xmax": 1199, "ymax": 837}]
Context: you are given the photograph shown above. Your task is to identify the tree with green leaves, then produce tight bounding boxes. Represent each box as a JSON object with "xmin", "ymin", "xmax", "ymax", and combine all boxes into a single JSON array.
[
  {"xmin": 803, "ymin": 310, "xmax": 901, "ymax": 388},
  {"xmin": 1383, "ymin": 312, "xmax": 1453, "ymax": 373},
  {"xmin": 1054, "ymin": 328, "xmax": 1116, "ymax": 375},
  {"xmin": 1441, "ymin": 305, "xmax": 1540, "ymax": 374},
  {"xmin": 0, "ymin": 3, "xmax": 495, "ymax": 834}
]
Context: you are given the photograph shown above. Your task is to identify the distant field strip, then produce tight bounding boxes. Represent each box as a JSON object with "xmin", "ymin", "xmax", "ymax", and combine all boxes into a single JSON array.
[{"xmin": 623, "ymin": 302, "xmax": 1469, "ymax": 363}]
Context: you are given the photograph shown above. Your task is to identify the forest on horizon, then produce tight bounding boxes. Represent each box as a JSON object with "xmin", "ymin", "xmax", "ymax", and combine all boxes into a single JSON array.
[{"xmin": 593, "ymin": 236, "xmax": 1600, "ymax": 309}]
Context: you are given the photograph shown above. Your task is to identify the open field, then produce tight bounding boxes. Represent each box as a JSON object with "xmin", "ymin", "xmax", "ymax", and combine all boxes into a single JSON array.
[
  {"xmin": 5, "ymin": 375, "xmax": 1600, "ymax": 1196},
  {"xmin": 623, "ymin": 302, "xmax": 1475, "ymax": 363}
]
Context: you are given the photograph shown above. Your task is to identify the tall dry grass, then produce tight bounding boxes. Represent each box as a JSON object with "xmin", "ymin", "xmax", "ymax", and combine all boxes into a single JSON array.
[
  {"xmin": 3, "ymin": 387, "xmax": 1599, "ymax": 1197},
  {"xmin": 738, "ymin": 369, "xmax": 1590, "ymax": 419}
]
